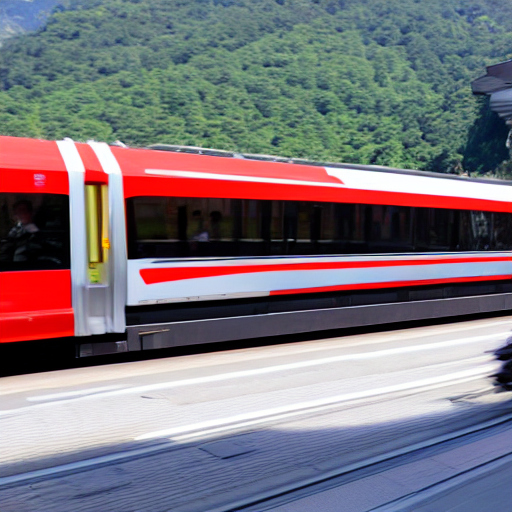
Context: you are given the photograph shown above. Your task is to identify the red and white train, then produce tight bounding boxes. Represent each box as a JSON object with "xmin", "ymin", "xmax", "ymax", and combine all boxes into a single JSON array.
[{"xmin": 1, "ymin": 135, "xmax": 511, "ymax": 356}]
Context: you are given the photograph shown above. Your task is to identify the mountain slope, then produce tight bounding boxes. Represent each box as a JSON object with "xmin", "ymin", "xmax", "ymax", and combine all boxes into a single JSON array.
[
  {"xmin": 1, "ymin": 0, "xmax": 511, "ymax": 173},
  {"xmin": 0, "ymin": 0, "xmax": 66, "ymax": 43}
]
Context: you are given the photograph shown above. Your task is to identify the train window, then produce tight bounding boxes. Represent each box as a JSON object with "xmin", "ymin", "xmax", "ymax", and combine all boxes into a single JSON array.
[
  {"xmin": 317, "ymin": 203, "xmax": 335, "ymax": 241},
  {"xmin": 131, "ymin": 197, "xmax": 176, "ymax": 240},
  {"xmin": 238, "ymin": 200, "xmax": 272, "ymax": 256},
  {"xmin": 184, "ymin": 198, "xmax": 234, "ymax": 243},
  {"xmin": 269, "ymin": 200, "xmax": 284, "ymax": 247},
  {"xmin": 295, "ymin": 202, "xmax": 309, "ymax": 241},
  {"xmin": 0, "ymin": 193, "xmax": 70, "ymax": 271},
  {"xmin": 429, "ymin": 209, "xmax": 452, "ymax": 250},
  {"xmin": 129, "ymin": 197, "xmax": 237, "ymax": 258},
  {"xmin": 413, "ymin": 207, "xmax": 455, "ymax": 251},
  {"xmin": 378, "ymin": 206, "xmax": 413, "ymax": 251},
  {"xmin": 494, "ymin": 213, "xmax": 512, "ymax": 250},
  {"xmin": 456, "ymin": 210, "xmax": 472, "ymax": 250},
  {"xmin": 359, "ymin": 205, "xmax": 414, "ymax": 253},
  {"xmin": 470, "ymin": 211, "xmax": 492, "ymax": 250},
  {"xmin": 126, "ymin": 196, "xmax": 512, "ymax": 259},
  {"xmin": 241, "ymin": 200, "xmax": 261, "ymax": 240},
  {"xmin": 334, "ymin": 203, "xmax": 366, "ymax": 252}
]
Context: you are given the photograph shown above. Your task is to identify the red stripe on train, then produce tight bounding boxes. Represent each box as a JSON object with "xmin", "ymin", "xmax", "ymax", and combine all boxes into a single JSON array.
[
  {"xmin": 139, "ymin": 256, "xmax": 512, "ymax": 285},
  {"xmin": 270, "ymin": 274, "xmax": 512, "ymax": 296}
]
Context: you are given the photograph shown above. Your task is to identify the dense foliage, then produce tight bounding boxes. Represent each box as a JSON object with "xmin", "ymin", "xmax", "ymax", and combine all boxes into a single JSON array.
[{"xmin": 1, "ymin": 0, "xmax": 511, "ymax": 174}]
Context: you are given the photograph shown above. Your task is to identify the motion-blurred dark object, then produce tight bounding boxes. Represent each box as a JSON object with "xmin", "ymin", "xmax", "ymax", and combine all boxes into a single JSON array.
[
  {"xmin": 493, "ymin": 336, "xmax": 512, "ymax": 391},
  {"xmin": 472, "ymin": 60, "xmax": 512, "ymax": 122}
]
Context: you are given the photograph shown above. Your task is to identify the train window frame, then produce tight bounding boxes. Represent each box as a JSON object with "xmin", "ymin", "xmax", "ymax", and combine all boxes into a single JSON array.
[{"xmin": 126, "ymin": 196, "xmax": 512, "ymax": 259}]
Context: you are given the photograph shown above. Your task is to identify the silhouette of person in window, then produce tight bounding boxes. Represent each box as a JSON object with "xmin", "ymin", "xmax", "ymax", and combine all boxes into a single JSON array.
[
  {"xmin": 0, "ymin": 200, "xmax": 40, "ymax": 263},
  {"xmin": 209, "ymin": 211, "xmax": 222, "ymax": 240},
  {"xmin": 191, "ymin": 210, "xmax": 209, "ymax": 241}
]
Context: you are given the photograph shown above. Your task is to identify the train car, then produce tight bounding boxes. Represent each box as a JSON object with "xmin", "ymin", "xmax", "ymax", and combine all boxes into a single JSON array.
[{"xmin": 1, "ymin": 135, "xmax": 512, "ymax": 356}]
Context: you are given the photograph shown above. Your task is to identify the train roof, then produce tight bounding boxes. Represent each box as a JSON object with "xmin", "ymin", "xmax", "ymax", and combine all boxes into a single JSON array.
[
  {"xmin": 110, "ymin": 141, "xmax": 512, "ymax": 210},
  {"xmin": 0, "ymin": 135, "xmax": 509, "ymax": 186},
  {"xmin": 147, "ymin": 143, "xmax": 512, "ymax": 186},
  {"xmin": 1, "ymin": 136, "xmax": 511, "ymax": 212}
]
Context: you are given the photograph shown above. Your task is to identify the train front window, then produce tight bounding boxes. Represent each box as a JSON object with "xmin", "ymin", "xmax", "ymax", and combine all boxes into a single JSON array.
[{"xmin": 0, "ymin": 193, "xmax": 70, "ymax": 271}]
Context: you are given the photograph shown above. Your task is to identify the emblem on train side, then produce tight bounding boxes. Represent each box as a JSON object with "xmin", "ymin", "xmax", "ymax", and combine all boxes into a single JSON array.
[{"xmin": 34, "ymin": 173, "xmax": 46, "ymax": 187}]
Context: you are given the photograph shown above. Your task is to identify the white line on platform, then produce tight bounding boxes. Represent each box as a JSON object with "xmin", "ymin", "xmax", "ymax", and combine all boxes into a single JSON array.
[
  {"xmin": 134, "ymin": 365, "xmax": 495, "ymax": 441},
  {"xmin": 2, "ymin": 330, "xmax": 505, "ymax": 416},
  {"xmin": 169, "ymin": 375, "xmax": 490, "ymax": 443}
]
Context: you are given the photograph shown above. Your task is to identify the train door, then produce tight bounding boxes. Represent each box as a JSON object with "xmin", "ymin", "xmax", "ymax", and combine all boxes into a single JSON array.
[{"xmin": 57, "ymin": 139, "xmax": 127, "ymax": 338}]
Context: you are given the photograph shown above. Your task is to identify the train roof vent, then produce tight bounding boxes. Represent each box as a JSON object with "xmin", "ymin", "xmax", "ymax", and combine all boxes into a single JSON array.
[
  {"xmin": 148, "ymin": 144, "xmax": 298, "ymax": 163},
  {"xmin": 146, "ymin": 143, "xmax": 511, "ymax": 184},
  {"xmin": 148, "ymin": 144, "xmax": 239, "ymax": 158},
  {"xmin": 235, "ymin": 152, "xmax": 293, "ymax": 163}
]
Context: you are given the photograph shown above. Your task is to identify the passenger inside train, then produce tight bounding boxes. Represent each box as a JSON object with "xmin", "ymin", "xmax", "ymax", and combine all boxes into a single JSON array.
[{"xmin": 0, "ymin": 193, "xmax": 70, "ymax": 270}]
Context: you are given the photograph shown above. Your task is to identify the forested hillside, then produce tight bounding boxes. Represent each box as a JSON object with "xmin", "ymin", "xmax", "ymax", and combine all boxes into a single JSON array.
[{"xmin": 1, "ymin": 0, "xmax": 511, "ymax": 174}]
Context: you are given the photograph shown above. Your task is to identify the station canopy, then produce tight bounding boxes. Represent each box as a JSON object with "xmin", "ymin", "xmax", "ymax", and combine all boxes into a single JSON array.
[{"xmin": 472, "ymin": 60, "xmax": 512, "ymax": 122}]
